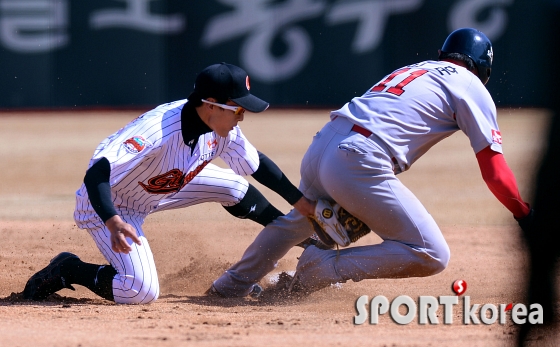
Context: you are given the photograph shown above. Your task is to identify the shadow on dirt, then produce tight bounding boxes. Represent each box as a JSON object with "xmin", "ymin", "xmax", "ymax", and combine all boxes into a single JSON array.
[
  {"xmin": 0, "ymin": 272, "xmax": 314, "ymax": 308},
  {"xmin": 0, "ymin": 292, "xmax": 113, "ymax": 306},
  {"xmin": 162, "ymin": 272, "xmax": 311, "ymax": 308},
  {"xmin": 164, "ymin": 293, "xmax": 307, "ymax": 308}
]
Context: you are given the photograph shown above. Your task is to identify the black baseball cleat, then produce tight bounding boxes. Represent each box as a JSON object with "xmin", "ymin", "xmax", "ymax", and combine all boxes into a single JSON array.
[
  {"xmin": 287, "ymin": 271, "xmax": 307, "ymax": 294},
  {"xmin": 205, "ymin": 283, "xmax": 264, "ymax": 299},
  {"xmin": 257, "ymin": 271, "xmax": 310, "ymax": 300},
  {"xmin": 23, "ymin": 252, "xmax": 79, "ymax": 300},
  {"xmin": 248, "ymin": 284, "xmax": 263, "ymax": 299},
  {"xmin": 205, "ymin": 284, "xmax": 226, "ymax": 298}
]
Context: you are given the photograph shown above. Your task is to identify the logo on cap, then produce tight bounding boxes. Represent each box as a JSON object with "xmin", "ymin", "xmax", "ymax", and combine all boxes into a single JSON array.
[{"xmin": 246, "ymin": 76, "xmax": 250, "ymax": 91}]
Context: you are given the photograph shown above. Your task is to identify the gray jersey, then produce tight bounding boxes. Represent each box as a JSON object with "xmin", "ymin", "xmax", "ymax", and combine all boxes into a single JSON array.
[{"xmin": 331, "ymin": 60, "xmax": 502, "ymax": 173}]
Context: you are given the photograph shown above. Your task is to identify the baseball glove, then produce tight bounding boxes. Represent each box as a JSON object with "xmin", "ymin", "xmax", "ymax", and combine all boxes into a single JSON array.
[{"xmin": 306, "ymin": 199, "xmax": 372, "ymax": 249}]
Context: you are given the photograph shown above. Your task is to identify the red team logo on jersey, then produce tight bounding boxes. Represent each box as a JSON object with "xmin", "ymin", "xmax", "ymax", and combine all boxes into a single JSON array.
[
  {"xmin": 491, "ymin": 129, "xmax": 502, "ymax": 144},
  {"xmin": 207, "ymin": 139, "xmax": 218, "ymax": 149},
  {"xmin": 138, "ymin": 160, "xmax": 210, "ymax": 194},
  {"xmin": 123, "ymin": 136, "xmax": 151, "ymax": 154}
]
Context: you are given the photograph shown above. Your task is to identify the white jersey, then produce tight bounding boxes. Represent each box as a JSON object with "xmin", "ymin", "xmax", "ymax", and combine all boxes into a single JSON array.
[
  {"xmin": 74, "ymin": 99, "xmax": 259, "ymax": 228},
  {"xmin": 331, "ymin": 60, "xmax": 502, "ymax": 173}
]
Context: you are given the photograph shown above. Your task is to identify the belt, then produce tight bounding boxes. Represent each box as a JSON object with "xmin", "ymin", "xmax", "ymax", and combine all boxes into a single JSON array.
[
  {"xmin": 351, "ymin": 124, "xmax": 372, "ymax": 137},
  {"xmin": 331, "ymin": 115, "xmax": 373, "ymax": 137},
  {"xmin": 345, "ymin": 120, "xmax": 400, "ymax": 170}
]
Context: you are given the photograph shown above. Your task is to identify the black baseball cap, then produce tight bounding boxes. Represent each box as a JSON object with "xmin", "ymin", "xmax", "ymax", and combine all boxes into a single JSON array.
[{"xmin": 193, "ymin": 63, "xmax": 269, "ymax": 113}]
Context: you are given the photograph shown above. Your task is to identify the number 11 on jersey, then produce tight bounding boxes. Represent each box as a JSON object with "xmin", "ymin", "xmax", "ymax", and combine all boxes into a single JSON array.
[{"xmin": 371, "ymin": 68, "xmax": 429, "ymax": 96}]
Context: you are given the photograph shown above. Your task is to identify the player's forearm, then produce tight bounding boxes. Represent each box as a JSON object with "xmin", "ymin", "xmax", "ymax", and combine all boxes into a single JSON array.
[
  {"xmin": 476, "ymin": 146, "xmax": 530, "ymax": 218},
  {"xmin": 83, "ymin": 157, "xmax": 118, "ymax": 223},
  {"xmin": 484, "ymin": 177, "xmax": 530, "ymax": 218},
  {"xmin": 251, "ymin": 151, "xmax": 303, "ymax": 205}
]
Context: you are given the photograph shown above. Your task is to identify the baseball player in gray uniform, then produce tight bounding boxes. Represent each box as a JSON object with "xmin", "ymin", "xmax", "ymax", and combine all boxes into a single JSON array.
[
  {"xmin": 23, "ymin": 63, "xmax": 314, "ymax": 304},
  {"xmin": 210, "ymin": 28, "xmax": 535, "ymax": 297}
]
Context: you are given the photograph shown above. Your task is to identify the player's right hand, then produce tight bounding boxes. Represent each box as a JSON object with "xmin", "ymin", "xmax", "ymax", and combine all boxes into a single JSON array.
[
  {"xmin": 292, "ymin": 196, "xmax": 316, "ymax": 217},
  {"xmin": 105, "ymin": 215, "xmax": 142, "ymax": 254}
]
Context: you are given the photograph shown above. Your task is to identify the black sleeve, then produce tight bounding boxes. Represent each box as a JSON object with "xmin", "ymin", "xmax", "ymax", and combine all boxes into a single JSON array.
[
  {"xmin": 83, "ymin": 157, "xmax": 118, "ymax": 223},
  {"xmin": 251, "ymin": 151, "xmax": 303, "ymax": 205}
]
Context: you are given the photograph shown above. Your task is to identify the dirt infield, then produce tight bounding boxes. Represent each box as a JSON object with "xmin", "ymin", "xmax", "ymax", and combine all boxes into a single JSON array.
[{"xmin": 0, "ymin": 109, "xmax": 558, "ymax": 347}]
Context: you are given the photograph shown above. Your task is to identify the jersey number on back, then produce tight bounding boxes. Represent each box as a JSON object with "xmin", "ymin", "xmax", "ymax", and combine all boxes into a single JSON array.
[{"xmin": 371, "ymin": 68, "xmax": 428, "ymax": 96}]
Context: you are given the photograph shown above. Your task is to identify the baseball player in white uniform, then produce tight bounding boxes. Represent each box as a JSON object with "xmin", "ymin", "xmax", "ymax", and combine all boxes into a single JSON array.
[
  {"xmin": 209, "ymin": 28, "xmax": 535, "ymax": 297},
  {"xmin": 23, "ymin": 63, "xmax": 314, "ymax": 304}
]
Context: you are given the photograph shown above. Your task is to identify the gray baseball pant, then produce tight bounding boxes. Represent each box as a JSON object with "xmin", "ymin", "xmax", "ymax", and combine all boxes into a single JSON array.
[{"xmin": 213, "ymin": 116, "xmax": 450, "ymax": 296}]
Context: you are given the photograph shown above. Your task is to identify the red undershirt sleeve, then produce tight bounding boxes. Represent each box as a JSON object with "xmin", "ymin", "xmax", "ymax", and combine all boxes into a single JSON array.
[{"xmin": 475, "ymin": 146, "xmax": 531, "ymax": 219}]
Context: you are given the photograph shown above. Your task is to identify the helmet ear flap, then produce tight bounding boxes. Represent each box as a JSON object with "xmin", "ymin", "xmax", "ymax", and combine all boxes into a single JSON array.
[{"xmin": 478, "ymin": 67, "xmax": 491, "ymax": 85}]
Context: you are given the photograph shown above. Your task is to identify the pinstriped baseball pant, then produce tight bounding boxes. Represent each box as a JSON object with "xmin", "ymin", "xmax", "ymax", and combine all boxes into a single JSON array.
[
  {"xmin": 87, "ymin": 219, "xmax": 159, "ymax": 304},
  {"xmin": 78, "ymin": 164, "xmax": 249, "ymax": 304}
]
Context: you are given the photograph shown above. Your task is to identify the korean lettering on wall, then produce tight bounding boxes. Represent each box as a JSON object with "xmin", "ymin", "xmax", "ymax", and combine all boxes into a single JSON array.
[{"xmin": 0, "ymin": 0, "xmax": 185, "ymax": 53}]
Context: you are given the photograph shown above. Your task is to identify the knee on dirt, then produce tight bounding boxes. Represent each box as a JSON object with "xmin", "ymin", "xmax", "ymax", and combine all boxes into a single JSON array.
[
  {"xmin": 114, "ymin": 276, "xmax": 160, "ymax": 304},
  {"xmin": 413, "ymin": 244, "xmax": 450, "ymax": 277}
]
